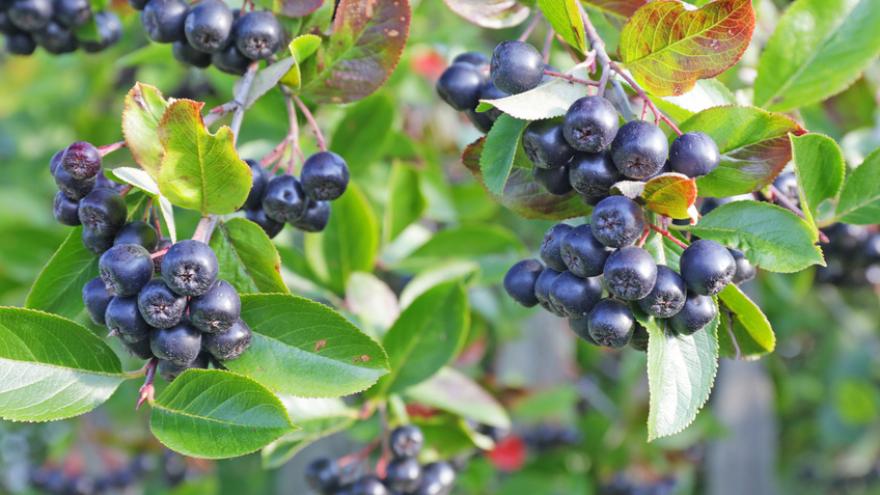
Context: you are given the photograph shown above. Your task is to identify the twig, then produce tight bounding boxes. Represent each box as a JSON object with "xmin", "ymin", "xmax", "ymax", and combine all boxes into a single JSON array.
[
  {"xmin": 203, "ymin": 101, "xmax": 238, "ymax": 127},
  {"xmin": 98, "ymin": 141, "xmax": 126, "ymax": 157},
  {"xmin": 541, "ymin": 27, "xmax": 554, "ymax": 63},
  {"xmin": 576, "ymin": 2, "xmax": 612, "ymax": 94},
  {"xmin": 293, "ymin": 95, "xmax": 327, "ymax": 152},
  {"xmin": 337, "ymin": 439, "xmax": 381, "ymax": 468},
  {"xmin": 119, "ymin": 185, "xmax": 133, "ymax": 197},
  {"xmin": 542, "ymin": 70, "xmax": 598, "ymax": 87},
  {"xmin": 649, "ymin": 224, "xmax": 688, "ymax": 249},
  {"xmin": 192, "ymin": 216, "xmax": 219, "ymax": 243},
  {"xmin": 517, "ymin": 14, "xmax": 541, "ymax": 42},
  {"xmin": 609, "ymin": 61, "xmax": 683, "ymax": 135},
  {"xmin": 136, "ymin": 358, "xmax": 159, "ymax": 410},
  {"xmin": 261, "ymin": 86, "xmax": 303, "ymax": 173},
  {"xmin": 230, "ymin": 62, "xmax": 260, "ymax": 144}
]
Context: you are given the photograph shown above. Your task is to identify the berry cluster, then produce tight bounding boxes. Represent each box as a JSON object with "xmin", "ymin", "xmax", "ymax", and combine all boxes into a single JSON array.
[
  {"xmin": 305, "ymin": 425, "xmax": 458, "ymax": 495},
  {"xmin": 504, "ymin": 196, "xmax": 755, "ymax": 349},
  {"xmin": 435, "ymin": 50, "xmax": 507, "ymax": 133},
  {"xmin": 521, "ymin": 424, "xmax": 581, "ymax": 452},
  {"xmin": 242, "ymin": 151, "xmax": 350, "ymax": 239},
  {"xmin": 129, "ymin": 0, "xmax": 283, "ymax": 74},
  {"xmin": 0, "ymin": 0, "xmax": 120, "ymax": 55}
]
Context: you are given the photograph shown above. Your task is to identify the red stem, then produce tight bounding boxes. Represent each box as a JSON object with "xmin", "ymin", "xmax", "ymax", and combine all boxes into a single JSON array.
[
  {"xmin": 649, "ymin": 224, "xmax": 688, "ymax": 249},
  {"xmin": 542, "ymin": 70, "xmax": 598, "ymax": 87},
  {"xmin": 337, "ymin": 439, "xmax": 381, "ymax": 468},
  {"xmin": 517, "ymin": 14, "xmax": 541, "ymax": 42},
  {"xmin": 136, "ymin": 358, "xmax": 158, "ymax": 410},
  {"xmin": 98, "ymin": 141, "xmax": 126, "ymax": 157},
  {"xmin": 293, "ymin": 95, "xmax": 327, "ymax": 152}
]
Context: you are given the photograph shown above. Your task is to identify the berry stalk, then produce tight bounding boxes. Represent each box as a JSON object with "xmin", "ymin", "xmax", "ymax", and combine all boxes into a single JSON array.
[{"xmin": 293, "ymin": 95, "xmax": 327, "ymax": 152}]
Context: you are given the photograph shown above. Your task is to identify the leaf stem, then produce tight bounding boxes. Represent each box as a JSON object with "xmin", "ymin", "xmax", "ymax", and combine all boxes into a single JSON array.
[
  {"xmin": 230, "ymin": 62, "xmax": 260, "ymax": 145},
  {"xmin": 337, "ymin": 439, "xmax": 381, "ymax": 468},
  {"xmin": 517, "ymin": 14, "xmax": 541, "ymax": 42},
  {"xmin": 541, "ymin": 28, "xmax": 554, "ymax": 63},
  {"xmin": 136, "ymin": 358, "xmax": 159, "ymax": 410},
  {"xmin": 98, "ymin": 140, "xmax": 126, "ymax": 157},
  {"xmin": 192, "ymin": 216, "xmax": 219, "ymax": 243},
  {"xmin": 293, "ymin": 95, "xmax": 327, "ymax": 152},
  {"xmin": 649, "ymin": 224, "xmax": 688, "ymax": 249},
  {"xmin": 542, "ymin": 70, "xmax": 598, "ymax": 87}
]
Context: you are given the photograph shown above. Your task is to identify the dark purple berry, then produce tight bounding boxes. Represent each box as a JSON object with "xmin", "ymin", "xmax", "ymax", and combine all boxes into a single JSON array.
[
  {"xmin": 124, "ymin": 338, "xmax": 155, "ymax": 360},
  {"xmin": 105, "ymin": 296, "xmax": 152, "ymax": 344},
  {"xmin": 490, "ymin": 41, "xmax": 543, "ymax": 94},
  {"xmin": 157, "ymin": 352, "xmax": 209, "ymax": 382},
  {"xmin": 53, "ymin": 191, "xmax": 80, "ymax": 226},
  {"xmin": 202, "ymin": 319, "xmax": 251, "ymax": 361},
  {"xmin": 34, "ymin": 19, "xmax": 77, "ymax": 53},
  {"xmin": 233, "ymin": 11, "xmax": 282, "ymax": 60},
  {"xmin": 452, "ymin": 51, "xmax": 488, "ymax": 67},
  {"xmin": 211, "ymin": 43, "xmax": 249, "ymax": 74},
  {"xmin": 590, "ymin": 195, "xmax": 645, "ymax": 248},
  {"xmin": 466, "ymin": 108, "xmax": 494, "ymax": 133},
  {"xmin": 262, "ymin": 174, "xmax": 307, "ymax": 223},
  {"xmin": 82, "ymin": 277, "xmax": 112, "ymax": 326},
  {"xmin": 540, "ymin": 223, "xmax": 572, "ymax": 272},
  {"xmin": 305, "ymin": 458, "xmax": 340, "ymax": 494},
  {"xmin": 610, "ymin": 120, "xmax": 669, "ymax": 180},
  {"xmin": 389, "ymin": 425, "xmax": 424, "ymax": 458},
  {"xmin": 137, "ymin": 279, "xmax": 187, "ymax": 329},
  {"xmin": 385, "ymin": 457, "xmax": 421, "ymax": 493},
  {"xmin": 548, "ymin": 271, "xmax": 602, "ymax": 318},
  {"xmin": 80, "ymin": 10, "xmax": 120, "ymax": 52},
  {"xmin": 669, "ymin": 132, "xmax": 719, "ymax": 178},
  {"xmin": 503, "ymin": 259, "xmax": 543, "ymax": 307},
  {"xmin": 49, "ymin": 149, "xmax": 63, "ymax": 174},
  {"xmin": 730, "ymin": 249, "xmax": 756, "ymax": 284},
  {"xmin": 587, "ymin": 299, "xmax": 634, "ymax": 348},
  {"xmin": 629, "ymin": 323, "xmax": 649, "ymax": 351},
  {"xmin": 53, "ymin": 0, "xmax": 90, "ymax": 27},
  {"xmin": 172, "ymin": 40, "xmax": 211, "ymax": 67},
  {"xmin": 160, "ymin": 240, "xmax": 219, "ymax": 296},
  {"xmin": 99, "ymin": 244, "xmax": 153, "ymax": 296},
  {"xmin": 183, "ymin": 0, "xmax": 231, "ymax": 53},
  {"xmin": 245, "ymin": 208, "xmax": 283, "ymax": 238},
  {"xmin": 54, "ymin": 164, "xmax": 96, "ymax": 201},
  {"xmin": 436, "ymin": 63, "xmax": 484, "ymax": 111},
  {"xmin": 82, "ymin": 227, "xmax": 115, "ymax": 254},
  {"xmin": 669, "ymin": 293, "xmax": 717, "ymax": 335},
  {"xmin": 637, "ymin": 265, "xmax": 686, "ymax": 318},
  {"xmin": 603, "ymin": 246, "xmax": 657, "ymax": 301},
  {"xmin": 413, "ymin": 462, "xmax": 456, "ymax": 495},
  {"xmin": 114, "ymin": 221, "xmax": 159, "ymax": 251},
  {"xmin": 291, "ymin": 200, "xmax": 331, "ymax": 232},
  {"xmin": 773, "ymin": 171, "xmax": 798, "ymax": 203},
  {"xmin": 534, "ymin": 268, "xmax": 562, "ymax": 315},
  {"xmin": 141, "ymin": 0, "xmax": 188, "ymax": 43},
  {"xmin": 533, "ymin": 166, "xmax": 572, "ymax": 195},
  {"xmin": 301, "ymin": 151, "xmax": 350, "ymax": 201},
  {"xmin": 189, "ymin": 280, "xmax": 240, "ymax": 334},
  {"xmin": 243, "ymin": 159, "xmax": 267, "ymax": 210},
  {"xmin": 349, "ymin": 475, "xmax": 389, "ymax": 495},
  {"xmin": 151, "ymin": 322, "xmax": 202, "ymax": 366},
  {"xmin": 562, "ymin": 96, "xmax": 619, "ymax": 153},
  {"xmin": 568, "ymin": 152, "xmax": 621, "ymax": 205},
  {"xmin": 522, "ymin": 120, "xmax": 575, "ymax": 169},
  {"xmin": 560, "ymin": 224, "xmax": 608, "ymax": 278},
  {"xmin": 8, "ymin": 0, "xmax": 52, "ymax": 32},
  {"xmin": 78, "ymin": 188, "xmax": 126, "ymax": 235},
  {"xmin": 679, "ymin": 239, "xmax": 736, "ymax": 296}
]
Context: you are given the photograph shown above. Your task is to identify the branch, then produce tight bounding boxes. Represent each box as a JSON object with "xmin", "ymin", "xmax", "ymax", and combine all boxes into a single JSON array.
[
  {"xmin": 542, "ymin": 69, "xmax": 598, "ymax": 87},
  {"xmin": 293, "ymin": 95, "xmax": 327, "ymax": 152},
  {"xmin": 649, "ymin": 224, "xmax": 689, "ymax": 249},
  {"xmin": 517, "ymin": 14, "xmax": 542, "ymax": 42},
  {"xmin": 230, "ymin": 62, "xmax": 260, "ymax": 144},
  {"xmin": 98, "ymin": 141, "xmax": 126, "ymax": 157},
  {"xmin": 136, "ymin": 358, "xmax": 158, "ymax": 410}
]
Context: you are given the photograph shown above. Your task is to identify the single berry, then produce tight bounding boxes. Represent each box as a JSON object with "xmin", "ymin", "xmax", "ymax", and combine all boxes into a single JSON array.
[
  {"xmin": 540, "ymin": 223, "xmax": 572, "ymax": 272},
  {"xmin": 137, "ymin": 279, "xmax": 187, "ymax": 329},
  {"xmin": 548, "ymin": 271, "xmax": 602, "ymax": 318},
  {"xmin": 243, "ymin": 159, "xmax": 267, "ymax": 210},
  {"xmin": 121, "ymin": 339, "xmax": 153, "ymax": 360},
  {"xmin": 263, "ymin": 174, "xmax": 308, "ymax": 222},
  {"xmin": 160, "ymin": 240, "xmax": 219, "ymax": 296},
  {"xmin": 114, "ymin": 221, "xmax": 159, "ymax": 251},
  {"xmin": 503, "ymin": 259, "xmax": 543, "ymax": 307},
  {"xmin": 233, "ymin": 11, "xmax": 282, "ymax": 60},
  {"xmin": 53, "ymin": 191, "xmax": 80, "ymax": 226},
  {"xmin": 54, "ymin": 164, "xmax": 96, "ymax": 200},
  {"xmin": 292, "ymin": 200, "xmax": 331, "ymax": 232},
  {"xmin": 305, "ymin": 458, "xmax": 340, "ymax": 493},
  {"xmin": 202, "ymin": 319, "xmax": 252, "ymax": 360},
  {"xmin": 534, "ymin": 268, "xmax": 562, "ymax": 315},
  {"xmin": 533, "ymin": 165, "xmax": 572, "ymax": 195},
  {"xmin": 105, "ymin": 296, "xmax": 152, "ymax": 344},
  {"xmin": 729, "ymin": 249, "xmax": 756, "ymax": 284},
  {"xmin": 183, "ymin": 0, "xmax": 231, "ymax": 52},
  {"xmin": 33, "ymin": 19, "xmax": 77, "ymax": 53},
  {"xmin": 389, "ymin": 425, "xmax": 424, "ymax": 458},
  {"xmin": 637, "ymin": 265, "xmax": 686, "ymax": 318},
  {"xmin": 82, "ymin": 227, "xmax": 115, "ymax": 254},
  {"xmin": 603, "ymin": 246, "xmax": 657, "ymax": 301},
  {"xmin": 414, "ymin": 462, "xmax": 456, "ymax": 495},
  {"xmin": 560, "ymin": 224, "xmax": 608, "ymax": 278},
  {"xmin": 610, "ymin": 120, "xmax": 668, "ymax": 180},
  {"xmin": 490, "ymin": 40, "xmax": 543, "ymax": 94},
  {"xmin": 562, "ymin": 96, "xmax": 619, "ymax": 153},
  {"xmin": 8, "ymin": 0, "xmax": 52, "ymax": 32},
  {"xmin": 189, "ymin": 280, "xmax": 240, "ymax": 333},
  {"xmin": 4, "ymin": 30, "xmax": 36, "ymax": 55},
  {"xmin": 349, "ymin": 475, "xmax": 389, "ymax": 495},
  {"xmin": 49, "ymin": 149, "xmax": 63, "ymax": 174},
  {"xmin": 466, "ymin": 108, "xmax": 493, "ymax": 133},
  {"xmin": 629, "ymin": 323, "xmax": 649, "ymax": 352},
  {"xmin": 82, "ymin": 277, "xmax": 112, "ymax": 326},
  {"xmin": 568, "ymin": 152, "xmax": 620, "ymax": 205},
  {"xmin": 669, "ymin": 132, "xmax": 719, "ymax": 178},
  {"xmin": 679, "ymin": 239, "xmax": 736, "ymax": 296},
  {"xmin": 436, "ymin": 63, "xmax": 484, "ymax": 111},
  {"xmin": 245, "ymin": 208, "xmax": 284, "ymax": 238},
  {"xmin": 172, "ymin": 40, "xmax": 211, "ymax": 67},
  {"xmin": 150, "ymin": 322, "xmax": 202, "ymax": 366},
  {"xmin": 141, "ymin": 0, "xmax": 188, "ymax": 43},
  {"xmin": 53, "ymin": 0, "xmax": 89, "ymax": 26},
  {"xmin": 590, "ymin": 195, "xmax": 645, "ymax": 248},
  {"xmin": 157, "ymin": 353, "xmax": 208, "ymax": 382},
  {"xmin": 385, "ymin": 457, "xmax": 422, "ymax": 493},
  {"xmin": 301, "ymin": 151, "xmax": 350, "ymax": 201},
  {"xmin": 78, "ymin": 187, "xmax": 127, "ymax": 235},
  {"xmin": 522, "ymin": 120, "xmax": 575, "ymax": 169},
  {"xmin": 0, "ymin": 11, "xmax": 15, "ymax": 34},
  {"xmin": 773, "ymin": 171, "xmax": 798, "ymax": 203},
  {"xmin": 211, "ymin": 43, "xmax": 249, "ymax": 74},
  {"xmin": 587, "ymin": 299, "xmax": 634, "ymax": 348},
  {"xmin": 669, "ymin": 293, "xmax": 717, "ymax": 335},
  {"xmin": 452, "ymin": 51, "xmax": 488, "ymax": 67},
  {"xmin": 569, "ymin": 317, "xmax": 598, "ymax": 345},
  {"xmin": 80, "ymin": 11, "xmax": 121, "ymax": 52},
  {"xmin": 99, "ymin": 244, "xmax": 153, "ymax": 296}
]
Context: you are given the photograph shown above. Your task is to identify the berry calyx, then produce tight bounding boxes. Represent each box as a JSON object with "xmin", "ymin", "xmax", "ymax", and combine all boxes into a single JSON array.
[
  {"xmin": 60, "ymin": 141, "xmax": 101, "ymax": 180},
  {"xmin": 637, "ymin": 265, "xmax": 686, "ymax": 318},
  {"xmin": 160, "ymin": 240, "xmax": 219, "ymax": 297},
  {"xmin": 137, "ymin": 279, "xmax": 187, "ymax": 329},
  {"xmin": 183, "ymin": 0, "xmax": 231, "ymax": 53},
  {"xmin": 587, "ymin": 299, "xmax": 635, "ymax": 348},
  {"xmin": 234, "ymin": 11, "xmax": 282, "ymax": 60},
  {"xmin": 603, "ymin": 246, "xmax": 658, "ymax": 301},
  {"xmin": 590, "ymin": 196, "xmax": 646, "ymax": 248}
]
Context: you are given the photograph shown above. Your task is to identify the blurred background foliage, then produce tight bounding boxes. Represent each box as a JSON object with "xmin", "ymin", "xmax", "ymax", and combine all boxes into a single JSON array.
[{"xmin": 1, "ymin": 0, "xmax": 880, "ymax": 494}]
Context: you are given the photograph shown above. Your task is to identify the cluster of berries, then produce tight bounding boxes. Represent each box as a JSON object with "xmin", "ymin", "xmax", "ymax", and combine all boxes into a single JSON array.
[
  {"xmin": 504, "ymin": 195, "xmax": 755, "ymax": 348},
  {"xmin": 305, "ymin": 425, "xmax": 458, "ymax": 495},
  {"xmin": 28, "ymin": 451, "xmax": 190, "ymax": 495},
  {"xmin": 130, "ymin": 0, "xmax": 283, "ymax": 74},
  {"xmin": 435, "ymin": 50, "xmax": 507, "ymax": 133},
  {"xmin": 242, "ymin": 151, "xmax": 350, "ymax": 239},
  {"xmin": 0, "ymin": 0, "xmax": 120, "ymax": 55},
  {"xmin": 602, "ymin": 475, "xmax": 677, "ymax": 495},
  {"xmin": 520, "ymin": 424, "xmax": 581, "ymax": 453}
]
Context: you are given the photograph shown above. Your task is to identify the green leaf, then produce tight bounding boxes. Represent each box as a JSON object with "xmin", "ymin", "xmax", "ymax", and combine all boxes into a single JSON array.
[
  {"xmin": 374, "ymin": 282, "xmax": 469, "ymax": 395},
  {"xmin": 476, "ymin": 62, "xmax": 591, "ymax": 121},
  {"xmin": 157, "ymin": 99, "xmax": 252, "ymax": 215},
  {"xmin": 406, "ymin": 367, "xmax": 510, "ymax": 429},
  {"xmin": 442, "ymin": 0, "xmax": 530, "ymax": 29},
  {"xmin": 383, "ymin": 162, "xmax": 426, "ymax": 243},
  {"xmin": 304, "ymin": 183, "xmax": 379, "ymax": 294},
  {"xmin": 717, "ymin": 284, "xmax": 775, "ymax": 359},
  {"xmin": 790, "ymin": 133, "xmax": 845, "ymax": 227},
  {"xmin": 835, "ymin": 147, "xmax": 880, "ymax": 225},
  {"xmin": 330, "ymin": 93, "xmax": 394, "ymax": 170},
  {"xmin": 121, "ymin": 83, "xmax": 169, "ymax": 180},
  {"xmin": 345, "ymin": 272, "xmax": 399, "ymax": 337},
  {"xmin": 25, "ymin": 228, "xmax": 98, "ymax": 320},
  {"xmin": 224, "ymin": 294, "xmax": 389, "ymax": 397},
  {"xmin": 537, "ymin": 0, "xmax": 585, "ymax": 52},
  {"xmin": 687, "ymin": 201, "xmax": 824, "ymax": 273},
  {"xmin": 620, "ymin": 0, "xmax": 755, "ymax": 96},
  {"xmin": 242, "ymin": 58, "xmax": 296, "ymax": 109},
  {"xmin": 641, "ymin": 173, "xmax": 697, "ymax": 220},
  {"xmin": 644, "ymin": 315, "xmax": 719, "ymax": 441},
  {"xmin": 680, "ymin": 105, "xmax": 806, "ymax": 197},
  {"xmin": 300, "ymin": 0, "xmax": 411, "ymax": 103},
  {"xmin": 262, "ymin": 396, "xmax": 356, "ymax": 469},
  {"xmin": 0, "ymin": 308, "xmax": 125, "ymax": 422},
  {"xmin": 480, "ymin": 115, "xmax": 529, "ymax": 195},
  {"xmin": 754, "ymin": 0, "xmax": 880, "ymax": 112},
  {"xmin": 150, "ymin": 369, "xmax": 293, "ymax": 459},
  {"xmin": 109, "ymin": 167, "xmax": 178, "ymax": 243},
  {"xmin": 209, "ymin": 218, "xmax": 289, "ymax": 294},
  {"xmin": 280, "ymin": 34, "xmax": 325, "ymax": 89}
]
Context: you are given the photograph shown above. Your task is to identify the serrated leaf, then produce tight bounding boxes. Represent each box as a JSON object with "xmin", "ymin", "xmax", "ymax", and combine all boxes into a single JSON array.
[
  {"xmin": 303, "ymin": 183, "xmax": 379, "ymax": 294},
  {"xmin": 790, "ymin": 133, "xmax": 845, "ymax": 228},
  {"xmin": 383, "ymin": 162, "xmax": 426, "ymax": 243},
  {"xmin": 620, "ymin": 0, "xmax": 755, "ymax": 96},
  {"xmin": 644, "ymin": 314, "xmax": 719, "ymax": 441},
  {"xmin": 300, "ymin": 0, "xmax": 410, "ymax": 103},
  {"xmin": 121, "ymin": 83, "xmax": 169, "ymax": 180},
  {"xmin": 25, "ymin": 228, "xmax": 98, "ymax": 320},
  {"xmin": 157, "ymin": 100, "xmax": 252, "ymax": 215},
  {"xmin": 537, "ymin": 0, "xmax": 585, "ymax": 52},
  {"xmin": 687, "ymin": 201, "xmax": 824, "ymax": 273},
  {"xmin": 717, "ymin": 284, "xmax": 775, "ymax": 359},
  {"xmin": 281, "ymin": 34, "xmax": 323, "ymax": 89},
  {"xmin": 835, "ymin": 148, "xmax": 880, "ymax": 225},
  {"xmin": 0, "ymin": 308, "xmax": 124, "ymax": 422},
  {"xmin": 261, "ymin": 396, "xmax": 355, "ymax": 469},
  {"xmin": 406, "ymin": 367, "xmax": 510, "ymax": 429},
  {"xmin": 754, "ymin": 0, "xmax": 880, "ymax": 112},
  {"xmin": 345, "ymin": 272, "xmax": 399, "ymax": 337},
  {"xmin": 477, "ymin": 62, "xmax": 591, "ymax": 121},
  {"xmin": 374, "ymin": 282, "xmax": 469, "ymax": 395},
  {"xmin": 110, "ymin": 167, "xmax": 178, "ymax": 242},
  {"xmin": 642, "ymin": 173, "xmax": 697, "ymax": 219},
  {"xmin": 443, "ymin": 0, "xmax": 530, "ymax": 29},
  {"xmin": 209, "ymin": 218, "xmax": 288, "ymax": 294},
  {"xmin": 657, "ymin": 79, "xmax": 736, "ymax": 122},
  {"xmin": 480, "ymin": 115, "xmax": 529, "ymax": 195},
  {"xmin": 680, "ymin": 105, "xmax": 806, "ymax": 197},
  {"xmin": 462, "ymin": 138, "xmax": 591, "ymax": 220},
  {"xmin": 150, "ymin": 369, "xmax": 293, "ymax": 459},
  {"xmin": 224, "ymin": 294, "xmax": 389, "ymax": 397}
]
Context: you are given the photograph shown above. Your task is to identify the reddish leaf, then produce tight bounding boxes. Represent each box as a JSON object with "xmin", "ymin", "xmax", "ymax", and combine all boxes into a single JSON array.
[
  {"xmin": 620, "ymin": 0, "xmax": 755, "ymax": 96},
  {"xmin": 443, "ymin": 0, "xmax": 530, "ymax": 29},
  {"xmin": 280, "ymin": 0, "xmax": 323, "ymax": 17},
  {"xmin": 642, "ymin": 173, "xmax": 697, "ymax": 219},
  {"xmin": 462, "ymin": 138, "xmax": 591, "ymax": 220},
  {"xmin": 301, "ymin": 0, "xmax": 410, "ymax": 103},
  {"xmin": 585, "ymin": 0, "xmax": 647, "ymax": 19}
]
